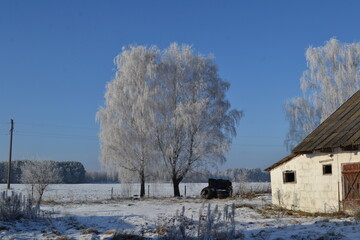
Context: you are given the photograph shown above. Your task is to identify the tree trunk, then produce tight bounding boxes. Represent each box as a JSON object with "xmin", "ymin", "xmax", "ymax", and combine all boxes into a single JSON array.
[
  {"xmin": 172, "ymin": 177, "xmax": 182, "ymax": 197},
  {"xmin": 140, "ymin": 172, "xmax": 145, "ymax": 197}
]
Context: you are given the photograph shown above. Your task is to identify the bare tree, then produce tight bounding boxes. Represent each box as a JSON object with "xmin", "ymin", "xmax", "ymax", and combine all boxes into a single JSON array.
[
  {"xmin": 154, "ymin": 43, "xmax": 242, "ymax": 196},
  {"xmin": 285, "ymin": 38, "xmax": 360, "ymax": 150},
  {"xmin": 97, "ymin": 45, "xmax": 159, "ymax": 197},
  {"xmin": 20, "ymin": 160, "xmax": 62, "ymax": 205}
]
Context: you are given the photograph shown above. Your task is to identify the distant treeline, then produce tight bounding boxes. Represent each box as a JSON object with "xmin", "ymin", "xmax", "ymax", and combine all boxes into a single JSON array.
[
  {"xmin": 84, "ymin": 167, "xmax": 269, "ymax": 183},
  {"xmin": 0, "ymin": 160, "xmax": 118, "ymax": 184},
  {"xmin": 0, "ymin": 160, "xmax": 269, "ymax": 184},
  {"xmin": 0, "ymin": 160, "xmax": 86, "ymax": 184},
  {"xmin": 84, "ymin": 170, "xmax": 119, "ymax": 183},
  {"xmin": 182, "ymin": 168, "xmax": 269, "ymax": 183}
]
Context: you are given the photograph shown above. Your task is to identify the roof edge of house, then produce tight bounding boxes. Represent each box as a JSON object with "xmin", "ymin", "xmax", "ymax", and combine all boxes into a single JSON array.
[
  {"xmin": 266, "ymin": 145, "xmax": 360, "ymax": 172},
  {"xmin": 292, "ymin": 90, "xmax": 360, "ymax": 153},
  {"xmin": 264, "ymin": 153, "xmax": 299, "ymax": 172},
  {"xmin": 292, "ymin": 144, "xmax": 360, "ymax": 155}
]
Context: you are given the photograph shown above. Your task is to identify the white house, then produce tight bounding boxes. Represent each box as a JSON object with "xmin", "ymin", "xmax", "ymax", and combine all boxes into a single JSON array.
[{"xmin": 266, "ymin": 90, "xmax": 360, "ymax": 213}]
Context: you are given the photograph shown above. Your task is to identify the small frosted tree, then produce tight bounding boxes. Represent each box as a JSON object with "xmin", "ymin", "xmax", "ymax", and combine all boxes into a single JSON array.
[
  {"xmin": 155, "ymin": 43, "xmax": 242, "ymax": 196},
  {"xmin": 285, "ymin": 38, "xmax": 360, "ymax": 150},
  {"xmin": 97, "ymin": 45, "xmax": 159, "ymax": 197},
  {"xmin": 21, "ymin": 160, "xmax": 62, "ymax": 205}
]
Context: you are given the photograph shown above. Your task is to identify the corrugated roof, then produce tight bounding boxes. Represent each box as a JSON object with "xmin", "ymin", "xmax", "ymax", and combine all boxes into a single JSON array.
[
  {"xmin": 266, "ymin": 90, "xmax": 360, "ymax": 172},
  {"xmin": 292, "ymin": 90, "xmax": 360, "ymax": 153}
]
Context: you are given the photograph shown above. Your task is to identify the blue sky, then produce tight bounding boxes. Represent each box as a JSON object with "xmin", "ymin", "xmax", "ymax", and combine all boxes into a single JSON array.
[{"xmin": 0, "ymin": 0, "xmax": 359, "ymax": 171}]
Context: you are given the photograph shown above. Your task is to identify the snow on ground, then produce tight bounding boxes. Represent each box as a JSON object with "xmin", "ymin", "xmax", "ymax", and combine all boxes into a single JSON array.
[
  {"xmin": 1, "ymin": 182, "xmax": 270, "ymax": 202},
  {"xmin": 0, "ymin": 183, "xmax": 359, "ymax": 239}
]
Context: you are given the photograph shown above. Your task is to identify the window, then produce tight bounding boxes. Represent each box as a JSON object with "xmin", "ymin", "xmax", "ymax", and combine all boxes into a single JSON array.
[
  {"xmin": 323, "ymin": 164, "xmax": 332, "ymax": 175},
  {"xmin": 283, "ymin": 171, "xmax": 296, "ymax": 183}
]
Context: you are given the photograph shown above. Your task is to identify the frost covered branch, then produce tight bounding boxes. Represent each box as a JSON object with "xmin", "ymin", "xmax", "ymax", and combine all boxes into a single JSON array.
[{"xmin": 285, "ymin": 38, "xmax": 360, "ymax": 150}]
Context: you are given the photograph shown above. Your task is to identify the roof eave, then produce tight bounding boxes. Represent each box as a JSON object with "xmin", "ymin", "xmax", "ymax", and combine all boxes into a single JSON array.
[{"xmin": 264, "ymin": 153, "xmax": 298, "ymax": 172}]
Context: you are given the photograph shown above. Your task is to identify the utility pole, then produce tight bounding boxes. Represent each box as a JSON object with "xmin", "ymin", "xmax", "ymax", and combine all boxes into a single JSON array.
[{"xmin": 7, "ymin": 119, "xmax": 14, "ymax": 190}]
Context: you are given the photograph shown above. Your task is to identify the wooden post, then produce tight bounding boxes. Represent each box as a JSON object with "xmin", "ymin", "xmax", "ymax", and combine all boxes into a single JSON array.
[
  {"xmin": 184, "ymin": 185, "xmax": 187, "ymax": 198},
  {"xmin": 148, "ymin": 185, "xmax": 150, "ymax": 198},
  {"xmin": 7, "ymin": 119, "xmax": 14, "ymax": 190},
  {"xmin": 338, "ymin": 181, "xmax": 341, "ymax": 212}
]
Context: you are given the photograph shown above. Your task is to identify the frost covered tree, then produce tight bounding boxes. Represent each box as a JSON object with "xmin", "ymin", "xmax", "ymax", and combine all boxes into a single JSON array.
[
  {"xmin": 97, "ymin": 43, "xmax": 241, "ymax": 197},
  {"xmin": 97, "ymin": 45, "xmax": 159, "ymax": 197},
  {"xmin": 20, "ymin": 160, "xmax": 62, "ymax": 205},
  {"xmin": 154, "ymin": 44, "xmax": 242, "ymax": 196},
  {"xmin": 285, "ymin": 38, "xmax": 360, "ymax": 150}
]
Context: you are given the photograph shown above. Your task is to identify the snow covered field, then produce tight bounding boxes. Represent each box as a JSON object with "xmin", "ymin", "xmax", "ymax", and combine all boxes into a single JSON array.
[
  {"xmin": 0, "ymin": 183, "xmax": 359, "ymax": 240},
  {"xmin": 0, "ymin": 182, "xmax": 271, "ymax": 202}
]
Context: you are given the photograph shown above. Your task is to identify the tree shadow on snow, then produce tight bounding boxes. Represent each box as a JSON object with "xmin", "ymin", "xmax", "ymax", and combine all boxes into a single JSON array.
[{"xmin": 52, "ymin": 214, "xmax": 139, "ymax": 235}]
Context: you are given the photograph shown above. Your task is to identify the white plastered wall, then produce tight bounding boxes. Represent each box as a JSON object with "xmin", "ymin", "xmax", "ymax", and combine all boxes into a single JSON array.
[{"xmin": 270, "ymin": 148, "xmax": 360, "ymax": 213}]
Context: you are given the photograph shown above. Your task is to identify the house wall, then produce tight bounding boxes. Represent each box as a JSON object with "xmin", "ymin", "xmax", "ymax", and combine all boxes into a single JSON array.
[{"xmin": 270, "ymin": 149, "xmax": 360, "ymax": 213}]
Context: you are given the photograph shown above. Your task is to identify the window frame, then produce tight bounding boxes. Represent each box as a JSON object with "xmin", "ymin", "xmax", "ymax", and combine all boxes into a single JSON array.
[
  {"xmin": 283, "ymin": 170, "xmax": 296, "ymax": 184},
  {"xmin": 323, "ymin": 164, "xmax": 332, "ymax": 175}
]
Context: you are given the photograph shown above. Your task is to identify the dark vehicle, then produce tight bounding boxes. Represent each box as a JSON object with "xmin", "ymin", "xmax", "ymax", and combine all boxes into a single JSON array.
[{"xmin": 200, "ymin": 178, "xmax": 233, "ymax": 199}]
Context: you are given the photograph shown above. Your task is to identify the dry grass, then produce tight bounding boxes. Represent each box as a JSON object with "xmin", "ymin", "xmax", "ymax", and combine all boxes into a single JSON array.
[
  {"xmin": 256, "ymin": 204, "xmax": 349, "ymax": 219},
  {"xmin": 55, "ymin": 236, "xmax": 69, "ymax": 240},
  {"xmin": 237, "ymin": 192, "xmax": 257, "ymax": 199},
  {"xmin": 81, "ymin": 228, "xmax": 100, "ymax": 235},
  {"xmin": 353, "ymin": 210, "xmax": 360, "ymax": 220},
  {"xmin": 112, "ymin": 232, "xmax": 147, "ymax": 240},
  {"xmin": 0, "ymin": 226, "xmax": 10, "ymax": 231},
  {"xmin": 75, "ymin": 225, "xmax": 86, "ymax": 230},
  {"xmin": 235, "ymin": 203, "xmax": 257, "ymax": 210},
  {"xmin": 104, "ymin": 229, "xmax": 117, "ymax": 235},
  {"xmin": 52, "ymin": 230, "xmax": 62, "ymax": 236}
]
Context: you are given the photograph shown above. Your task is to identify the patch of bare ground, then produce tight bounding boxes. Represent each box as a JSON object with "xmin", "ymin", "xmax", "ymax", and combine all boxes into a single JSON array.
[
  {"xmin": 52, "ymin": 229, "xmax": 62, "ymax": 236},
  {"xmin": 255, "ymin": 204, "xmax": 350, "ymax": 219},
  {"xmin": 81, "ymin": 228, "xmax": 100, "ymax": 234},
  {"xmin": 54, "ymin": 236, "xmax": 69, "ymax": 240},
  {"xmin": 104, "ymin": 229, "xmax": 117, "ymax": 235},
  {"xmin": 0, "ymin": 226, "xmax": 10, "ymax": 231},
  {"xmin": 235, "ymin": 203, "xmax": 258, "ymax": 210},
  {"xmin": 111, "ymin": 232, "xmax": 148, "ymax": 240}
]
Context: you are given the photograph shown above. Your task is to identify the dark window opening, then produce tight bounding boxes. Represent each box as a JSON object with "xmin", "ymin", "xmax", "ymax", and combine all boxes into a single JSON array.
[
  {"xmin": 283, "ymin": 171, "xmax": 296, "ymax": 183},
  {"xmin": 323, "ymin": 164, "xmax": 332, "ymax": 175}
]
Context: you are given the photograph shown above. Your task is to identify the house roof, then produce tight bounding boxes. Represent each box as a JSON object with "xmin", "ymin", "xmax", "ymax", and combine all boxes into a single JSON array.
[
  {"xmin": 292, "ymin": 90, "xmax": 360, "ymax": 153},
  {"xmin": 266, "ymin": 90, "xmax": 360, "ymax": 172}
]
